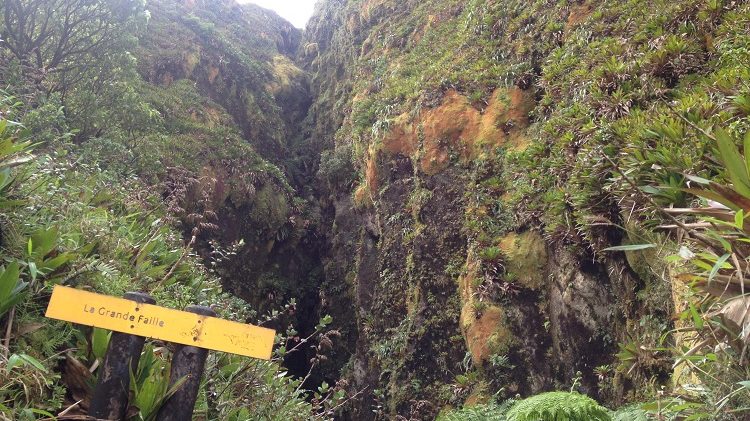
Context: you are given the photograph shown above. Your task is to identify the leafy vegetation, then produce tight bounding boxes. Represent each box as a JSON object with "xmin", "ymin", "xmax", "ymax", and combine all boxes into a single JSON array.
[
  {"xmin": 0, "ymin": 102, "xmax": 347, "ymax": 418},
  {"xmin": 437, "ymin": 400, "xmax": 512, "ymax": 421},
  {"xmin": 1, "ymin": 0, "xmax": 750, "ymax": 418},
  {"xmin": 505, "ymin": 392, "xmax": 611, "ymax": 421},
  {"xmin": 0, "ymin": 0, "xmax": 343, "ymax": 419}
]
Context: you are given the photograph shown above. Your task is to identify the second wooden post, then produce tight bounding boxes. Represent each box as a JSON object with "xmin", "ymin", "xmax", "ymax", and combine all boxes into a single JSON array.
[{"xmin": 156, "ymin": 305, "xmax": 216, "ymax": 421}]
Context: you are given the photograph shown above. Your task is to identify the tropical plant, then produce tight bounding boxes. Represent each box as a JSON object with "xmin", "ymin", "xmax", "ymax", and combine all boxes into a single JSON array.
[
  {"xmin": 0, "ymin": 262, "xmax": 26, "ymax": 318},
  {"xmin": 0, "ymin": 115, "xmax": 33, "ymax": 207},
  {"xmin": 505, "ymin": 392, "xmax": 611, "ymax": 421},
  {"xmin": 624, "ymin": 127, "xmax": 750, "ymax": 418},
  {"xmin": 610, "ymin": 404, "xmax": 648, "ymax": 421},
  {"xmin": 128, "ymin": 344, "xmax": 187, "ymax": 421}
]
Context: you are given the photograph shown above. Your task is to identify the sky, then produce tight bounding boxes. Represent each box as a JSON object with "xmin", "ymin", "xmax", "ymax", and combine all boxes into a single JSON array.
[{"xmin": 242, "ymin": 0, "xmax": 318, "ymax": 28}]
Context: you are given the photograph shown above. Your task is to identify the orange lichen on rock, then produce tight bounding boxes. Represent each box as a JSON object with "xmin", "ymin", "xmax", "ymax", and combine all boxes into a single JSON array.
[
  {"xmin": 420, "ymin": 90, "xmax": 478, "ymax": 174},
  {"xmin": 380, "ymin": 87, "xmax": 536, "ymax": 175},
  {"xmin": 421, "ymin": 90, "xmax": 477, "ymax": 142},
  {"xmin": 464, "ymin": 388, "xmax": 490, "ymax": 407},
  {"xmin": 207, "ymin": 65, "xmax": 220, "ymax": 84},
  {"xmin": 353, "ymin": 183, "xmax": 373, "ymax": 208},
  {"xmin": 567, "ymin": 2, "xmax": 594, "ymax": 31},
  {"xmin": 458, "ymin": 252, "xmax": 515, "ymax": 366},
  {"xmin": 508, "ymin": 88, "xmax": 535, "ymax": 127},
  {"xmin": 365, "ymin": 153, "xmax": 379, "ymax": 195},
  {"xmin": 382, "ymin": 113, "xmax": 418, "ymax": 156},
  {"xmin": 492, "ymin": 87, "xmax": 536, "ymax": 152},
  {"xmin": 459, "ymin": 256, "xmax": 479, "ymax": 319},
  {"xmin": 465, "ymin": 306, "xmax": 512, "ymax": 366},
  {"xmin": 472, "ymin": 90, "xmax": 506, "ymax": 145}
]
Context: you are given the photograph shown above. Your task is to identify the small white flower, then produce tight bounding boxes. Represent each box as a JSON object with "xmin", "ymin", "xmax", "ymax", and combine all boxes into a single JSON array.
[
  {"xmin": 707, "ymin": 200, "xmax": 730, "ymax": 210},
  {"xmin": 679, "ymin": 246, "xmax": 695, "ymax": 260}
]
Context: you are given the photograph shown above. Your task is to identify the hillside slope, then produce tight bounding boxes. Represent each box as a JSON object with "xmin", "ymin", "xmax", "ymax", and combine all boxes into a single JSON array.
[
  {"xmin": 126, "ymin": 0, "xmax": 326, "ymax": 319},
  {"xmin": 0, "ymin": 0, "xmax": 334, "ymax": 418},
  {"xmin": 130, "ymin": 0, "xmax": 337, "ymax": 383}
]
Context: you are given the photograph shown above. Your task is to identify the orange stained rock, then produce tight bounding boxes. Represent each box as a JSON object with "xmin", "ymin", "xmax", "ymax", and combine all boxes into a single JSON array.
[
  {"xmin": 208, "ymin": 65, "xmax": 220, "ymax": 84},
  {"xmin": 465, "ymin": 306, "xmax": 511, "ymax": 366},
  {"xmin": 566, "ymin": 3, "xmax": 594, "ymax": 31},
  {"xmin": 365, "ymin": 154, "xmax": 379, "ymax": 195},
  {"xmin": 380, "ymin": 87, "xmax": 536, "ymax": 175}
]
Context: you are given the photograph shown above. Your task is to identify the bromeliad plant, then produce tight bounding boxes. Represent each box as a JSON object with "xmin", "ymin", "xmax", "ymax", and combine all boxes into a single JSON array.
[
  {"xmin": 645, "ymin": 127, "xmax": 750, "ymax": 418},
  {"xmin": 0, "ymin": 117, "xmax": 35, "ymax": 320}
]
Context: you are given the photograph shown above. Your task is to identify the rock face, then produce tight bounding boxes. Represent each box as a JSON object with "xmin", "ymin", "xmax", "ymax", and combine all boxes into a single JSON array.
[{"xmin": 297, "ymin": 0, "xmax": 730, "ymax": 418}]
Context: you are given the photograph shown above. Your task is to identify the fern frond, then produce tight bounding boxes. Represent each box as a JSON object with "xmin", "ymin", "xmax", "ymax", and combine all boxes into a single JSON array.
[
  {"xmin": 611, "ymin": 404, "xmax": 647, "ymax": 421},
  {"xmin": 96, "ymin": 261, "xmax": 121, "ymax": 279},
  {"xmin": 506, "ymin": 392, "xmax": 611, "ymax": 421}
]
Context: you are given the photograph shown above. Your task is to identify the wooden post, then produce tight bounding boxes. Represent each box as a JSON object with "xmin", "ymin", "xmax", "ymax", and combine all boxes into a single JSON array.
[
  {"xmin": 88, "ymin": 292, "xmax": 155, "ymax": 420},
  {"xmin": 156, "ymin": 305, "xmax": 216, "ymax": 421}
]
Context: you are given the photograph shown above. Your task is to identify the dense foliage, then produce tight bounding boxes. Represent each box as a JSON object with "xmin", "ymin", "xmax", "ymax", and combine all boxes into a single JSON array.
[
  {"xmin": 505, "ymin": 392, "xmax": 610, "ymax": 421},
  {"xmin": 0, "ymin": 0, "xmax": 341, "ymax": 419},
  {"xmin": 1, "ymin": 0, "xmax": 750, "ymax": 419}
]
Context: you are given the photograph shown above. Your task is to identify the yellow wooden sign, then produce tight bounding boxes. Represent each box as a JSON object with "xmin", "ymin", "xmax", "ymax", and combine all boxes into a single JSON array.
[{"xmin": 45, "ymin": 286, "xmax": 275, "ymax": 360}]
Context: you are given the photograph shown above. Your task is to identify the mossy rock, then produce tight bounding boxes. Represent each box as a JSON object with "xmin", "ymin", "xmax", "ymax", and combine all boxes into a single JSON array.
[
  {"xmin": 246, "ymin": 183, "xmax": 290, "ymax": 230},
  {"xmin": 267, "ymin": 55, "xmax": 306, "ymax": 95},
  {"xmin": 498, "ymin": 231, "xmax": 547, "ymax": 290},
  {"xmin": 465, "ymin": 305, "xmax": 514, "ymax": 366},
  {"xmin": 464, "ymin": 381, "xmax": 491, "ymax": 406},
  {"xmin": 506, "ymin": 392, "xmax": 611, "ymax": 421}
]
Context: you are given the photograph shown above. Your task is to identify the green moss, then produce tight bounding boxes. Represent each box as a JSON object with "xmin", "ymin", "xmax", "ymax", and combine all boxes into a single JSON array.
[
  {"xmin": 498, "ymin": 231, "xmax": 547, "ymax": 290},
  {"xmin": 246, "ymin": 183, "xmax": 290, "ymax": 228}
]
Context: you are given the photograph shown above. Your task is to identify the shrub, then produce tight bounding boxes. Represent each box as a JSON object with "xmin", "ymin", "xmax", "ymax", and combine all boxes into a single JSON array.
[{"xmin": 317, "ymin": 144, "xmax": 356, "ymax": 190}]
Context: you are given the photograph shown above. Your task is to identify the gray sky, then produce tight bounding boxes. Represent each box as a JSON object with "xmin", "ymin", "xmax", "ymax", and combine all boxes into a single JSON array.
[{"xmin": 242, "ymin": 0, "xmax": 317, "ymax": 28}]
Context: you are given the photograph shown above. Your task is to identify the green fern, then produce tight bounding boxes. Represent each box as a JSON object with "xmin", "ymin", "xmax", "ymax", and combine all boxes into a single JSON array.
[
  {"xmin": 611, "ymin": 404, "xmax": 648, "ymax": 421},
  {"xmin": 95, "ymin": 261, "xmax": 121, "ymax": 280},
  {"xmin": 506, "ymin": 392, "xmax": 611, "ymax": 421}
]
